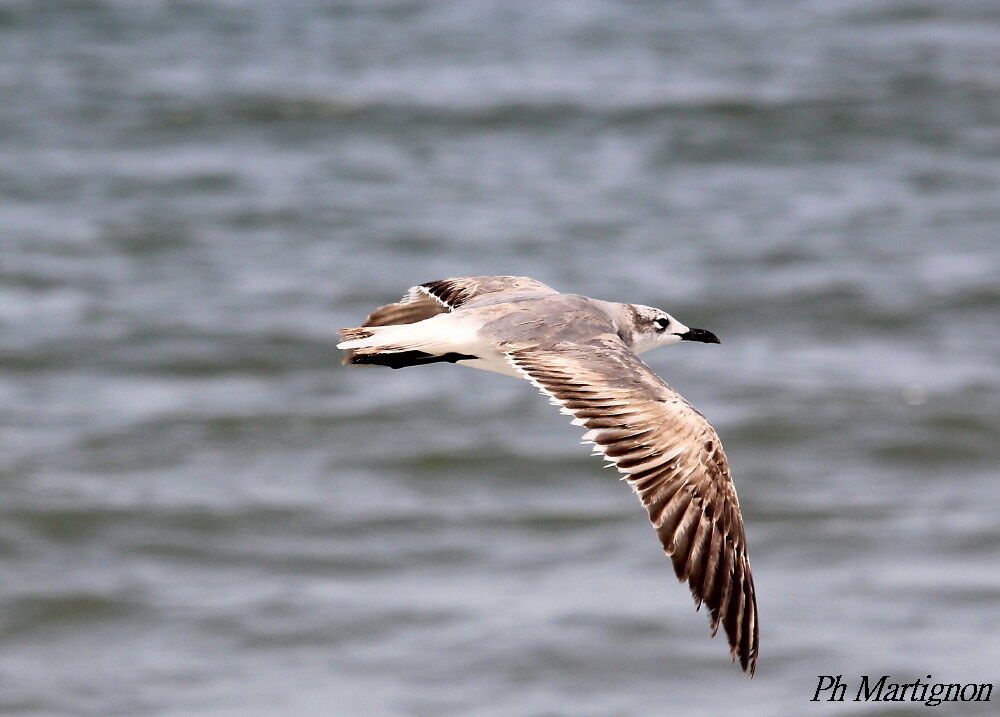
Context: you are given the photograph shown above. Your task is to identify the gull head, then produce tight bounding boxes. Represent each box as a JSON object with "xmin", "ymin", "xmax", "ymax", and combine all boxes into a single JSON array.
[{"xmin": 627, "ymin": 304, "xmax": 721, "ymax": 354}]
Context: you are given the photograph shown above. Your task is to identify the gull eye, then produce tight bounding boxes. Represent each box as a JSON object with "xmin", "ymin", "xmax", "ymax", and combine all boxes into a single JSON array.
[{"xmin": 654, "ymin": 317, "xmax": 670, "ymax": 331}]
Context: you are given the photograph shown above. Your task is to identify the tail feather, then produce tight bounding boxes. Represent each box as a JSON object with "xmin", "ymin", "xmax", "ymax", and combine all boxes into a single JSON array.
[
  {"xmin": 336, "ymin": 318, "xmax": 473, "ymax": 368},
  {"xmin": 337, "ymin": 311, "xmax": 479, "ymax": 368},
  {"xmin": 337, "ymin": 327, "xmax": 376, "ymax": 343},
  {"xmin": 337, "ymin": 323, "xmax": 417, "ymax": 348},
  {"xmin": 336, "ymin": 327, "xmax": 379, "ymax": 364}
]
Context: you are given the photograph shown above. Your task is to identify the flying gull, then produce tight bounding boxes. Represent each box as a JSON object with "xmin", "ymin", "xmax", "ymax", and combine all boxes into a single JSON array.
[{"xmin": 337, "ymin": 276, "xmax": 758, "ymax": 675}]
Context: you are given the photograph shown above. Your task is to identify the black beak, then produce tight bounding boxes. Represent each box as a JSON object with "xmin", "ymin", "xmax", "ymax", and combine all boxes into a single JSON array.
[{"xmin": 677, "ymin": 328, "xmax": 721, "ymax": 344}]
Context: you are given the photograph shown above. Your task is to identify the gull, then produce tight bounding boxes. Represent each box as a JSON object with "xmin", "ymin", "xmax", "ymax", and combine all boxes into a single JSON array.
[{"xmin": 337, "ymin": 276, "xmax": 758, "ymax": 675}]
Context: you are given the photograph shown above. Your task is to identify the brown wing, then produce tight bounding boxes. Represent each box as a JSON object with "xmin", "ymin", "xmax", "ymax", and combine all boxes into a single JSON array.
[
  {"xmin": 506, "ymin": 337, "xmax": 759, "ymax": 675},
  {"xmin": 360, "ymin": 289, "xmax": 448, "ymax": 327},
  {"xmin": 419, "ymin": 276, "xmax": 557, "ymax": 309}
]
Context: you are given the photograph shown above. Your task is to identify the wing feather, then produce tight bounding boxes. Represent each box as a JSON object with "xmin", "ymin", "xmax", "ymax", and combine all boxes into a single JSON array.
[
  {"xmin": 506, "ymin": 336, "xmax": 759, "ymax": 675},
  {"xmin": 420, "ymin": 275, "xmax": 557, "ymax": 309}
]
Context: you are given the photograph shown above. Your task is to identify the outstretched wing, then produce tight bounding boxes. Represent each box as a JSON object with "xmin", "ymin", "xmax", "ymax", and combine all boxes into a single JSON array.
[
  {"xmin": 357, "ymin": 287, "xmax": 448, "ymax": 327},
  {"xmin": 506, "ymin": 336, "xmax": 759, "ymax": 675},
  {"xmin": 419, "ymin": 276, "xmax": 557, "ymax": 309}
]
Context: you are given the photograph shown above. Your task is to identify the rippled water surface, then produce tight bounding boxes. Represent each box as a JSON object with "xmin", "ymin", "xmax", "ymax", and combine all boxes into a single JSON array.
[{"xmin": 1, "ymin": 1, "xmax": 999, "ymax": 715}]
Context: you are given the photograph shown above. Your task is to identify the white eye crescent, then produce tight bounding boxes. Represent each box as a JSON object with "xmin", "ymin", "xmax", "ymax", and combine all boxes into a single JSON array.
[{"xmin": 654, "ymin": 317, "xmax": 670, "ymax": 330}]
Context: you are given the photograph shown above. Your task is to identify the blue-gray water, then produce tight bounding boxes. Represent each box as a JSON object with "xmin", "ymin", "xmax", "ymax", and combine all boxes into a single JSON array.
[{"xmin": 2, "ymin": 1, "xmax": 999, "ymax": 715}]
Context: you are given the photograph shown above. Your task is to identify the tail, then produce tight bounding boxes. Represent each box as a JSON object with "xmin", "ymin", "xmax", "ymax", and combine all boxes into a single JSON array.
[
  {"xmin": 337, "ymin": 327, "xmax": 377, "ymax": 345},
  {"xmin": 336, "ymin": 323, "xmax": 476, "ymax": 369}
]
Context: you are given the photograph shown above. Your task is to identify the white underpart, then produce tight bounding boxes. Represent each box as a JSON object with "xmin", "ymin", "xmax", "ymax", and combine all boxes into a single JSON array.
[
  {"xmin": 336, "ymin": 311, "xmax": 520, "ymax": 375},
  {"xmin": 455, "ymin": 356, "xmax": 521, "ymax": 377}
]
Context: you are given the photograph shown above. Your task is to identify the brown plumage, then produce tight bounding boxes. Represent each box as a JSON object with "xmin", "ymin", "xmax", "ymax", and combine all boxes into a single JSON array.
[{"xmin": 507, "ymin": 337, "xmax": 758, "ymax": 675}]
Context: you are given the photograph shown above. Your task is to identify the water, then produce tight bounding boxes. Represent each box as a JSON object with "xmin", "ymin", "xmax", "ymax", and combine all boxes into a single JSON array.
[{"xmin": 1, "ymin": 1, "xmax": 998, "ymax": 714}]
